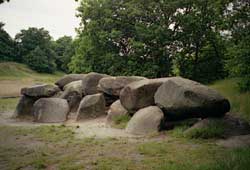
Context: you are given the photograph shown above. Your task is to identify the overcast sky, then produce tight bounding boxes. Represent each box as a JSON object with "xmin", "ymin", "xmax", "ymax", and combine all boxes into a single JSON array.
[{"xmin": 0, "ymin": 0, "xmax": 80, "ymax": 40}]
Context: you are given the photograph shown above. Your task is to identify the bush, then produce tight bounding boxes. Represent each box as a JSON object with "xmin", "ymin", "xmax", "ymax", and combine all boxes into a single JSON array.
[
  {"xmin": 24, "ymin": 47, "xmax": 56, "ymax": 73},
  {"xmin": 238, "ymin": 76, "xmax": 250, "ymax": 93}
]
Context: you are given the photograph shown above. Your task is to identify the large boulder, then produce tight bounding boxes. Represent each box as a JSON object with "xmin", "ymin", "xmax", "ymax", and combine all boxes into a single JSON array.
[
  {"xmin": 60, "ymin": 80, "xmax": 83, "ymax": 113},
  {"xmin": 21, "ymin": 84, "xmax": 60, "ymax": 97},
  {"xmin": 106, "ymin": 100, "xmax": 129, "ymax": 124},
  {"xmin": 82, "ymin": 72, "xmax": 110, "ymax": 95},
  {"xmin": 33, "ymin": 98, "xmax": 69, "ymax": 123},
  {"xmin": 98, "ymin": 76, "xmax": 146, "ymax": 96},
  {"xmin": 76, "ymin": 93, "xmax": 106, "ymax": 121},
  {"xmin": 55, "ymin": 74, "xmax": 86, "ymax": 89},
  {"xmin": 13, "ymin": 95, "xmax": 38, "ymax": 118},
  {"xmin": 154, "ymin": 77, "xmax": 230, "ymax": 120},
  {"xmin": 125, "ymin": 106, "xmax": 164, "ymax": 135},
  {"xmin": 120, "ymin": 78, "xmax": 169, "ymax": 112}
]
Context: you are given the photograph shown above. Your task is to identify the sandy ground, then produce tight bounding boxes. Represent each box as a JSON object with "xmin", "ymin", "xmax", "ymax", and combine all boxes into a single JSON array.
[
  {"xmin": 1, "ymin": 111, "xmax": 250, "ymax": 148},
  {"xmin": 0, "ymin": 111, "xmax": 139, "ymax": 139}
]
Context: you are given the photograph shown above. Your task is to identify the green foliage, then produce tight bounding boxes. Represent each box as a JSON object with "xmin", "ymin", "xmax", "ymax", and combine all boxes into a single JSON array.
[
  {"xmin": 172, "ymin": 0, "xmax": 229, "ymax": 83},
  {"xmin": 15, "ymin": 27, "xmax": 57, "ymax": 73},
  {"xmin": 70, "ymin": 0, "xmax": 233, "ymax": 82},
  {"xmin": 70, "ymin": 0, "xmax": 175, "ymax": 77},
  {"xmin": 225, "ymin": 0, "xmax": 250, "ymax": 91},
  {"xmin": 23, "ymin": 46, "xmax": 56, "ymax": 73},
  {"xmin": 53, "ymin": 36, "xmax": 75, "ymax": 73},
  {"xmin": 0, "ymin": 22, "xmax": 17, "ymax": 62}
]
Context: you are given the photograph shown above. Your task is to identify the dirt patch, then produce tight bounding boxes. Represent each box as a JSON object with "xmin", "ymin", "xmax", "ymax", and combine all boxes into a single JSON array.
[{"xmin": 0, "ymin": 111, "xmax": 140, "ymax": 139}]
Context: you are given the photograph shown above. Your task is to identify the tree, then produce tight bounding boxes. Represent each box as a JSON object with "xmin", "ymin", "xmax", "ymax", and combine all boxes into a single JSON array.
[
  {"xmin": 225, "ymin": 0, "xmax": 250, "ymax": 91},
  {"xmin": 70, "ymin": 0, "xmax": 177, "ymax": 78},
  {"xmin": 23, "ymin": 46, "xmax": 56, "ymax": 73},
  {"xmin": 0, "ymin": 22, "xmax": 17, "ymax": 61},
  {"xmin": 53, "ymin": 36, "xmax": 74, "ymax": 73},
  {"xmin": 172, "ymin": 0, "xmax": 229, "ymax": 83},
  {"xmin": 15, "ymin": 27, "xmax": 57, "ymax": 73}
]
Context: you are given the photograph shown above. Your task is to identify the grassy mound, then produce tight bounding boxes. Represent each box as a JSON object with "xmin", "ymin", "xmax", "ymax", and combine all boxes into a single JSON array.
[
  {"xmin": 0, "ymin": 62, "xmax": 36, "ymax": 78},
  {"xmin": 0, "ymin": 62, "xmax": 64, "ymax": 82}
]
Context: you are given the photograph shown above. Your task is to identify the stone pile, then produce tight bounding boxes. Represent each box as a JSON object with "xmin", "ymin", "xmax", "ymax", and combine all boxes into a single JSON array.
[{"xmin": 14, "ymin": 73, "xmax": 231, "ymax": 135}]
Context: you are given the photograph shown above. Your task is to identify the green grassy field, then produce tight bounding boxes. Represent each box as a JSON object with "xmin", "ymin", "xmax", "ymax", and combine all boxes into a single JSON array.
[{"xmin": 0, "ymin": 62, "xmax": 250, "ymax": 170}]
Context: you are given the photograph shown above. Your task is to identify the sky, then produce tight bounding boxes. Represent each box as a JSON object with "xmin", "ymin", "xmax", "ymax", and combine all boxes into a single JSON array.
[{"xmin": 0, "ymin": 0, "xmax": 80, "ymax": 40}]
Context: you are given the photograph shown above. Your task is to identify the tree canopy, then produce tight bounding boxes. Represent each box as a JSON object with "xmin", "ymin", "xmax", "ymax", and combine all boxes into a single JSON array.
[
  {"xmin": 0, "ymin": 22, "xmax": 16, "ymax": 61},
  {"xmin": 0, "ymin": 0, "xmax": 249, "ymax": 91},
  {"xmin": 15, "ymin": 28, "xmax": 56, "ymax": 73}
]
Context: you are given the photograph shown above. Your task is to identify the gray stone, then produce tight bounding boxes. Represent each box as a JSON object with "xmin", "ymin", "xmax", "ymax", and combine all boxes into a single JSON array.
[
  {"xmin": 13, "ymin": 95, "xmax": 38, "ymax": 118},
  {"xmin": 33, "ymin": 98, "xmax": 69, "ymax": 123},
  {"xmin": 98, "ymin": 76, "xmax": 146, "ymax": 96},
  {"xmin": 21, "ymin": 84, "xmax": 60, "ymax": 97},
  {"xmin": 120, "ymin": 78, "xmax": 169, "ymax": 112},
  {"xmin": 154, "ymin": 77, "xmax": 230, "ymax": 120},
  {"xmin": 125, "ymin": 106, "xmax": 164, "ymax": 135},
  {"xmin": 76, "ymin": 93, "xmax": 106, "ymax": 121},
  {"xmin": 60, "ymin": 80, "xmax": 83, "ymax": 112},
  {"xmin": 106, "ymin": 100, "xmax": 129, "ymax": 124},
  {"xmin": 55, "ymin": 74, "xmax": 86, "ymax": 89},
  {"xmin": 82, "ymin": 72, "xmax": 110, "ymax": 95}
]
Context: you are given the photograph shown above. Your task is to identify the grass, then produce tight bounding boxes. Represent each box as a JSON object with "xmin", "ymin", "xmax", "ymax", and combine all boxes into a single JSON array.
[
  {"xmin": 111, "ymin": 114, "xmax": 131, "ymax": 129},
  {"xmin": 0, "ymin": 98, "xmax": 19, "ymax": 112},
  {"xmin": 184, "ymin": 119, "xmax": 226, "ymax": 139},
  {"xmin": 210, "ymin": 78, "xmax": 250, "ymax": 121},
  {"xmin": 0, "ymin": 62, "xmax": 64, "ymax": 82},
  {"xmin": 0, "ymin": 62, "xmax": 64, "ymax": 97},
  {"xmin": 0, "ymin": 125, "xmax": 250, "ymax": 170},
  {"xmin": 208, "ymin": 147, "xmax": 250, "ymax": 170}
]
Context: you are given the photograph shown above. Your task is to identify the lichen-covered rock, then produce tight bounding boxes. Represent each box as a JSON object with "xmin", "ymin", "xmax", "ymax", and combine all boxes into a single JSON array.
[
  {"xmin": 33, "ymin": 98, "xmax": 69, "ymax": 123},
  {"xmin": 82, "ymin": 72, "xmax": 110, "ymax": 95},
  {"xmin": 155, "ymin": 77, "xmax": 230, "ymax": 120},
  {"xmin": 98, "ymin": 76, "xmax": 146, "ymax": 96},
  {"xmin": 76, "ymin": 93, "xmax": 106, "ymax": 121},
  {"xmin": 120, "ymin": 78, "xmax": 169, "ymax": 112},
  {"xmin": 125, "ymin": 106, "xmax": 164, "ymax": 135},
  {"xmin": 21, "ymin": 84, "xmax": 60, "ymax": 97},
  {"xmin": 55, "ymin": 74, "xmax": 86, "ymax": 89}
]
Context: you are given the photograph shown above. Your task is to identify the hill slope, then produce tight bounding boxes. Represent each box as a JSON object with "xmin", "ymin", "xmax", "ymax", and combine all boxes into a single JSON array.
[{"xmin": 0, "ymin": 62, "xmax": 64, "ymax": 97}]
